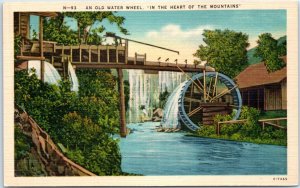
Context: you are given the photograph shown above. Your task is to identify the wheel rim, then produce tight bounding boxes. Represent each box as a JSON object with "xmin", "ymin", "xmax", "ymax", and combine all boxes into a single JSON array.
[{"xmin": 178, "ymin": 72, "xmax": 242, "ymax": 131}]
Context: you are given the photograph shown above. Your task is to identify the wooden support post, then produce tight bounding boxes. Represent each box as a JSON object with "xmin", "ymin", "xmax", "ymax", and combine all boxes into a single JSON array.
[
  {"xmin": 117, "ymin": 69, "xmax": 127, "ymax": 137},
  {"xmin": 88, "ymin": 46, "xmax": 91, "ymax": 63},
  {"xmin": 116, "ymin": 46, "xmax": 119, "ymax": 63},
  {"xmin": 262, "ymin": 122, "xmax": 265, "ymax": 130},
  {"xmin": 134, "ymin": 52, "xmax": 137, "ymax": 65},
  {"xmin": 21, "ymin": 38, "xmax": 24, "ymax": 56},
  {"xmin": 51, "ymin": 56, "xmax": 54, "ymax": 65},
  {"xmin": 203, "ymin": 68, "xmax": 206, "ymax": 102},
  {"xmin": 39, "ymin": 16, "xmax": 44, "ymax": 82},
  {"xmin": 107, "ymin": 46, "xmax": 110, "ymax": 63},
  {"xmin": 70, "ymin": 46, "xmax": 73, "ymax": 62},
  {"xmin": 62, "ymin": 45, "xmax": 65, "ymax": 57},
  {"xmin": 97, "ymin": 45, "xmax": 100, "ymax": 63},
  {"xmin": 79, "ymin": 45, "xmax": 82, "ymax": 63},
  {"xmin": 125, "ymin": 39, "xmax": 128, "ymax": 64},
  {"xmin": 216, "ymin": 122, "xmax": 220, "ymax": 136}
]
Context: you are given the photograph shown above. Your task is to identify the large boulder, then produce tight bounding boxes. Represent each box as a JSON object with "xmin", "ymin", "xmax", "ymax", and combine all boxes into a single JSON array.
[{"xmin": 153, "ymin": 108, "xmax": 163, "ymax": 118}]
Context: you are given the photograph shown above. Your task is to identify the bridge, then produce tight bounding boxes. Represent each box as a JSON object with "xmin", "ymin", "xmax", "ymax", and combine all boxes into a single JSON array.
[{"xmin": 14, "ymin": 12, "xmax": 214, "ymax": 137}]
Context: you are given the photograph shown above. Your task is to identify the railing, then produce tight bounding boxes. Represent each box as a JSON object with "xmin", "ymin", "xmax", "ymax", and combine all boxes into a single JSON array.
[
  {"xmin": 55, "ymin": 44, "xmax": 126, "ymax": 64},
  {"xmin": 15, "ymin": 106, "xmax": 96, "ymax": 176},
  {"xmin": 258, "ymin": 117, "xmax": 287, "ymax": 130},
  {"xmin": 216, "ymin": 117, "xmax": 287, "ymax": 135},
  {"xmin": 17, "ymin": 39, "xmax": 127, "ymax": 64}
]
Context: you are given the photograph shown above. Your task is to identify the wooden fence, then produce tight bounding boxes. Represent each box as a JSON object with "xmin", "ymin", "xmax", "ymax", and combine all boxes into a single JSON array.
[{"xmin": 216, "ymin": 117, "xmax": 287, "ymax": 135}]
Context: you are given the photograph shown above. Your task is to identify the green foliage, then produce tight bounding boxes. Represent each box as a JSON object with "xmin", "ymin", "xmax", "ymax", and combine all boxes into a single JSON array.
[
  {"xmin": 44, "ymin": 12, "xmax": 128, "ymax": 45},
  {"xmin": 15, "ymin": 125, "xmax": 47, "ymax": 176},
  {"xmin": 31, "ymin": 29, "xmax": 38, "ymax": 40},
  {"xmin": 197, "ymin": 125, "xmax": 216, "ymax": 137},
  {"xmin": 43, "ymin": 16, "xmax": 79, "ymax": 45},
  {"xmin": 194, "ymin": 29, "xmax": 249, "ymax": 78},
  {"xmin": 15, "ymin": 125, "xmax": 31, "ymax": 161},
  {"xmin": 14, "ymin": 34, "xmax": 22, "ymax": 59},
  {"xmin": 14, "ymin": 69, "xmax": 123, "ymax": 175},
  {"xmin": 159, "ymin": 89, "xmax": 170, "ymax": 108},
  {"xmin": 239, "ymin": 106, "xmax": 261, "ymax": 137},
  {"xmin": 254, "ymin": 33, "xmax": 286, "ymax": 72},
  {"xmin": 246, "ymin": 35, "xmax": 286, "ymax": 66},
  {"xmin": 195, "ymin": 106, "xmax": 286, "ymax": 146}
]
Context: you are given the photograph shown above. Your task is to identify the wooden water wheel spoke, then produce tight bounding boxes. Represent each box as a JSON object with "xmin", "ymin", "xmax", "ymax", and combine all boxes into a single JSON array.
[
  {"xmin": 210, "ymin": 85, "xmax": 237, "ymax": 102},
  {"xmin": 195, "ymin": 77, "xmax": 212, "ymax": 100},
  {"xmin": 212, "ymin": 72, "xmax": 218, "ymax": 97},
  {"xmin": 188, "ymin": 106, "xmax": 203, "ymax": 117},
  {"xmin": 179, "ymin": 72, "xmax": 242, "ymax": 131},
  {"xmin": 207, "ymin": 77, "xmax": 213, "ymax": 98}
]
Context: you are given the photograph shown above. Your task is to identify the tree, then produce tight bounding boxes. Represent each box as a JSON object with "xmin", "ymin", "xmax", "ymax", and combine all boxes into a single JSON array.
[
  {"xmin": 194, "ymin": 29, "xmax": 249, "ymax": 78},
  {"xmin": 64, "ymin": 12, "xmax": 128, "ymax": 44},
  {"xmin": 254, "ymin": 33, "xmax": 286, "ymax": 72},
  {"xmin": 44, "ymin": 12, "xmax": 128, "ymax": 45}
]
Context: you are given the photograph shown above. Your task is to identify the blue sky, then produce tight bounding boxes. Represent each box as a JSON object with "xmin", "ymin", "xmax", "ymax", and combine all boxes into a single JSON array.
[{"xmin": 30, "ymin": 10, "xmax": 286, "ymax": 63}]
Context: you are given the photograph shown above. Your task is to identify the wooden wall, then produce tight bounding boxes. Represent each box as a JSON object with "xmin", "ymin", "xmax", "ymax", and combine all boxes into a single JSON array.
[
  {"xmin": 281, "ymin": 79, "xmax": 287, "ymax": 110},
  {"xmin": 241, "ymin": 80, "xmax": 286, "ymax": 111},
  {"xmin": 14, "ymin": 12, "xmax": 29, "ymax": 38},
  {"xmin": 265, "ymin": 86, "xmax": 281, "ymax": 110}
]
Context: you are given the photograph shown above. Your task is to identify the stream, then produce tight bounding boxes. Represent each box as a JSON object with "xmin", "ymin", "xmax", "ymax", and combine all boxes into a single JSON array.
[{"xmin": 119, "ymin": 122, "xmax": 287, "ymax": 175}]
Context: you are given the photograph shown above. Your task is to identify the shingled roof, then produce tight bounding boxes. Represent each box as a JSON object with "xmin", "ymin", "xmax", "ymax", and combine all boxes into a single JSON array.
[{"xmin": 235, "ymin": 57, "xmax": 286, "ymax": 89}]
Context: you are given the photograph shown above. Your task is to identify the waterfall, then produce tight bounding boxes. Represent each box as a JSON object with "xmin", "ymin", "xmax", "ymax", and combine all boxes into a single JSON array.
[
  {"xmin": 160, "ymin": 81, "xmax": 187, "ymax": 129},
  {"xmin": 127, "ymin": 70, "xmax": 185, "ymax": 123},
  {"xmin": 68, "ymin": 62, "xmax": 79, "ymax": 92},
  {"xmin": 28, "ymin": 60, "xmax": 79, "ymax": 92},
  {"xmin": 28, "ymin": 60, "xmax": 61, "ymax": 85},
  {"xmin": 159, "ymin": 71, "xmax": 184, "ymax": 93},
  {"xmin": 128, "ymin": 70, "xmax": 155, "ymax": 123}
]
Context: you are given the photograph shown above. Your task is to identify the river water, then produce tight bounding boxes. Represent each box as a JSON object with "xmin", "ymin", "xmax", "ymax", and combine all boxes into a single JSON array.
[{"xmin": 119, "ymin": 122, "xmax": 287, "ymax": 175}]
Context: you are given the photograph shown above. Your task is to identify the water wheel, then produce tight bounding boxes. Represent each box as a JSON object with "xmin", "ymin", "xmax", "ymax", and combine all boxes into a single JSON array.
[{"xmin": 178, "ymin": 72, "xmax": 242, "ymax": 131}]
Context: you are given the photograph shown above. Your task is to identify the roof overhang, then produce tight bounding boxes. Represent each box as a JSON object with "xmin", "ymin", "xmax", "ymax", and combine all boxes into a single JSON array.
[{"xmin": 27, "ymin": 12, "xmax": 58, "ymax": 17}]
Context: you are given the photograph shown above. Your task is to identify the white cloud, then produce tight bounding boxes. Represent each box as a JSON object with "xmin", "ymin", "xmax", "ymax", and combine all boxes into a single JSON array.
[
  {"xmin": 127, "ymin": 24, "xmax": 213, "ymax": 64},
  {"xmin": 147, "ymin": 24, "xmax": 213, "ymax": 40}
]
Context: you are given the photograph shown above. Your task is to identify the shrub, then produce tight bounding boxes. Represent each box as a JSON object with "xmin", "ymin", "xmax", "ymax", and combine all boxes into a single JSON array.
[
  {"xmin": 14, "ymin": 69, "xmax": 123, "ymax": 175},
  {"xmin": 197, "ymin": 125, "xmax": 215, "ymax": 136},
  {"xmin": 239, "ymin": 106, "xmax": 261, "ymax": 137}
]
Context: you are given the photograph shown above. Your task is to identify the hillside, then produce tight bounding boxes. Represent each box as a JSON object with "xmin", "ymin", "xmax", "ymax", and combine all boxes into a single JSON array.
[{"xmin": 246, "ymin": 35, "xmax": 286, "ymax": 65}]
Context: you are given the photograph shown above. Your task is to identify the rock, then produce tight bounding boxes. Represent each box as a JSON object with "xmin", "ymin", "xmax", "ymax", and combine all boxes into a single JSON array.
[
  {"xmin": 152, "ymin": 117, "xmax": 161, "ymax": 122},
  {"xmin": 57, "ymin": 165, "xmax": 65, "ymax": 175},
  {"xmin": 153, "ymin": 108, "xmax": 163, "ymax": 118}
]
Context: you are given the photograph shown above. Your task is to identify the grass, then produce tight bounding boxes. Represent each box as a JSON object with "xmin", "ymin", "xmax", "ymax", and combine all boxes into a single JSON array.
[
  {"xmin": 190, "ymin": 108, "xmax": 287, "ymax": 146},
  {"xmin": 259, "ymin": 110, "xmax": 287, "ymax": 119},
  {"xmin": 187, "ymin": 133, "xmax": 287, "ymax": 146},
  {"xmin": 259, "ymin": 110, "xmax": 287, "ymax": 127}
]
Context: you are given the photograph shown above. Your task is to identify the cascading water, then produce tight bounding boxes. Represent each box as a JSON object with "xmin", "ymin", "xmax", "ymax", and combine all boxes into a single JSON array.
[
  {"xmin": 28, "ymin": 60, "xmax": 61, "ymax": 85},
  {"xmin": 160, "ymin": 81, "xmax": 187, "ymax": 129},
  {"xmin": 127, "ymin": 70, "xmax": 185, "ymax": 123},
  {"xmin": 28, "ymin": 60, "xmax": 79, "ymax": 92},
  {"xmin": 128, "ymin": 70, "xmax": 155, "ymax": 123},
  {"xmin": 159, "ymin": 71, "xmax": 183, "ymax": 93},
  {"xmin": 68, "ymin": 62, "xmax": 79, "ymax": 92}
]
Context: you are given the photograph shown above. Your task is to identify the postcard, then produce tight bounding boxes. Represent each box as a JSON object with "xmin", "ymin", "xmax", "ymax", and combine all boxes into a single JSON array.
[{"xmin": 3, "ymin": 0, "xmax": 298, "ymax": 186}]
